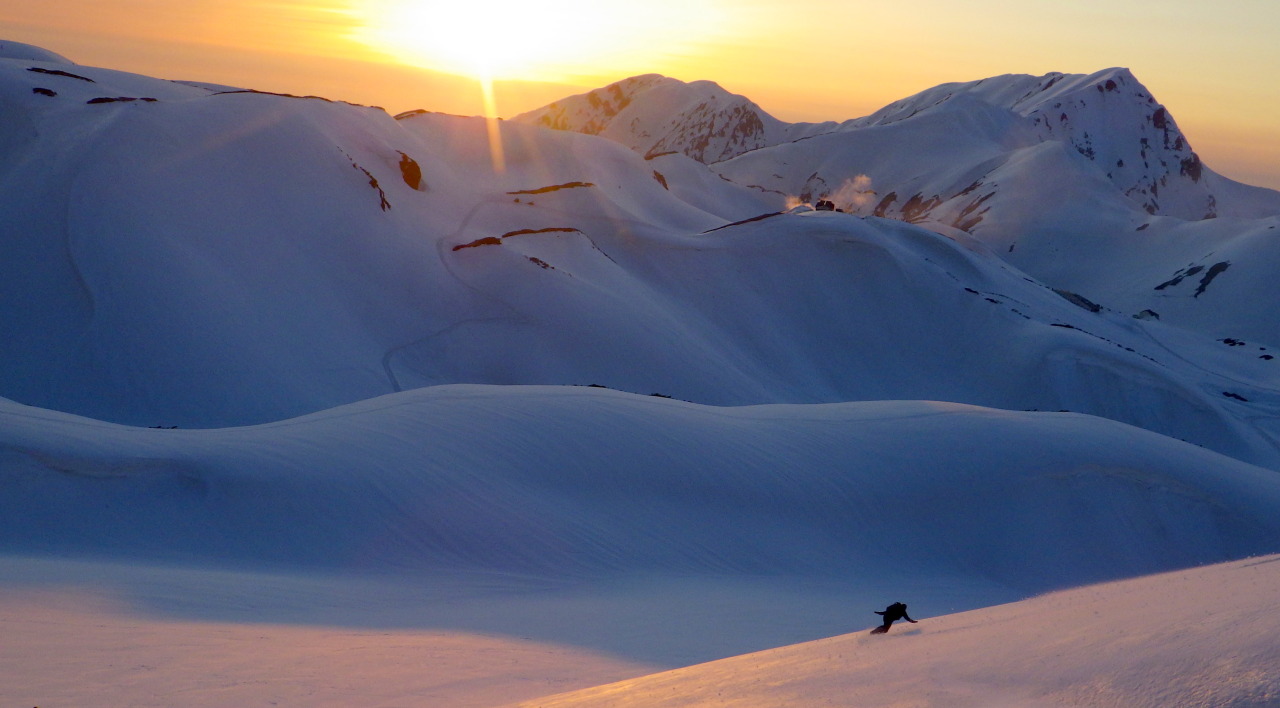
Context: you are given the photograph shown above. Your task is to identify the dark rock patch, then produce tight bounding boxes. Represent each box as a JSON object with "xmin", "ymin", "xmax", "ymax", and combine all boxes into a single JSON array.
[
  {"xmin": 954, "ymin": 191, "xmax": 996, "ymax": 231},
  {"xmin": 873, "ymin": 192, "xmax": 898, "ymax": 218},
  {"xmin": 347, "ymin": 159, "xmax": 390, "ymax": 211},
  {"xmin": 507, "ymin": 181, "xmax": 595, "ymax": 195},
  {"xmin": 900, "ymin": 193, "xmax": 942, "ymax": 223},
  {"xmin": 1154, "ymin": 264, "xmax": 1204, "ymax": 291},
  {"xmin": 701, "ymin": 211, "xmax": 784, "ymax": 233},
  {"xmin": 452, "ymin": 237, "xmax": 502, "ymax": 251},
  {"xmin": 1179, "ymin": 153, "xmax": 1203, "ymax": 182},
  {"xmin": 1053, "ymin": 289, "xmax": 1103, "ymax": 313},
  {"xmin": 86, "ymin": 96, "xmax": 158, "ymax": 104},
  {"xmin": 397, "ymin": 151, "xmax": 425, "ymax": 190},
  {"xmin": 28, "ymin": 67, "xmax": 94, "ymax": 82},
  {"xmin": 499, "ymin": 227, "xmax": 581, "ymax": 239},
  {"xmin": 1193, "ymin": 261, "xmax": 1229, "ymax": 298},
  {"xmin": 32, "ymin": 87, "xmax": 56, "ymax": 97}
]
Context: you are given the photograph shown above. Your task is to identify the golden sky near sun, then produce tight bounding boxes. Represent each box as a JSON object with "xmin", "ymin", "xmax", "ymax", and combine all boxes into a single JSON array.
[{"xmin": 2, "ymin": 0, "xmax": 1278, "ymax": 189}]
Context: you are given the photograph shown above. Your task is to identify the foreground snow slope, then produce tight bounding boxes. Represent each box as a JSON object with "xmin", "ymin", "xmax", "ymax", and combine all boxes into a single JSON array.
[
  {"xmin": 4, "ymin": 386, "xmax": 1280, "ymax": 595},
  {"xmin": 5, "ymin": 554, "xmax": 1276, "ymax": 708},
  {"xmin": 522, "ymin": 554, "xmax": 1280, "ymax": 708}
]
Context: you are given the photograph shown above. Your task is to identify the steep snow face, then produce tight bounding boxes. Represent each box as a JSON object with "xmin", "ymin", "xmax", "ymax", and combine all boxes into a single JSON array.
[{"xmin": 511, "ymin": 74, "xmax": 833, "ymax": 163}]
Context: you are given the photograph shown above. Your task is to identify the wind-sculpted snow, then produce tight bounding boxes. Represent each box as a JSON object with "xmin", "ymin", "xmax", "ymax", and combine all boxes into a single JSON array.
[{"xmin": 4, "ymin": 386, "xmax": 1280, "ymax": 595}]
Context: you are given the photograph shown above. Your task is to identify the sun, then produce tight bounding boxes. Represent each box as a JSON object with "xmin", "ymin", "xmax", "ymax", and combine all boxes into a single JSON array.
[
  {"xmin": 351, "ymin": 0, "xmax": 635, "ymax": 82},
  {"xmin": 349, "ymin": 0, "xmax": 734, "ymax": 84}
]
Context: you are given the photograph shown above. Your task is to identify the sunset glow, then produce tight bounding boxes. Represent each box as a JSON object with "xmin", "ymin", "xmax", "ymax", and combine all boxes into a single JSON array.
[
  {"xmin": 348, "ymin": 0, "xmax": 731, "ymax": 83},
  {"xmin": 1, "ymin": 0, "xmax": 1279, "ymax": 189}
]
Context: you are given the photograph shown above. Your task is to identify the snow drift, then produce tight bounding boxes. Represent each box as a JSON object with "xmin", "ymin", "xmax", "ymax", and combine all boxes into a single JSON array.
[{"xmin": 4, "ymin": 386, "xmax": 1280, "ymax": 596}]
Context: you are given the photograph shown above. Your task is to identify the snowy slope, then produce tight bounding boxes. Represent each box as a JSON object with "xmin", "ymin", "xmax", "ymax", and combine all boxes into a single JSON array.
[
  {"xmin": 524, "ymin": 555, "xmax": 1280, "ymax": 708},
  {"xmin": 707, "ymin": 69, "xmax": 1280, "ymax": 345},
  {"xmin": 6, "ymin": 43, "xmax": 1280, "ymax": 707},
  {"xmin": 7, "ymin": 554, "xmax": 1276, "ymax": 707},
  {"xmin": 5, "ymin": 385, "xmax": 1280, "ymax": 594},
  {"xmin": 0, "ymin": 53, "xmax": 736, "ymax": 425},
  {"xmin": 524, "ymin": 69, "xmax": 1280, "ymax": 346},
  {"xmin": 5, "ymin": 384, "xmax": 1280, "ymax": 704},
  {"xmin": 4, "ymin": 49, "xmax": 1280, "ymax": 472}
]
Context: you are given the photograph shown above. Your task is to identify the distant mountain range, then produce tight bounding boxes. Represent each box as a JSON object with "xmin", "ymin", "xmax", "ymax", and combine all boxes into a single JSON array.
[
  {"xmin": 1, "ymin": 43, "xmax": 1277, "ymax": 462},
  {"xmin": 514, "ymin": 69, "xmax": 1280, "ymax": 346}
]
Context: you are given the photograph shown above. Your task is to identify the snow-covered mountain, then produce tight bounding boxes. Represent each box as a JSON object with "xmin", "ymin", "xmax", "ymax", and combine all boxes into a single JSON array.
[
  {"xmin": 533, "ymin": 70, "xmax": 1280, "ymax": 347},
  {"xmin": 4, "ymin": 49, "xmax": 1280, "ymax": 474},
  {"xmin": 832, "ymin": 68, "xmax": 1279, "ymax": 221},
  {"xmin": 511, "ymin": 74, "xmax": 834, "ymax": 163},
  {"xmin": 5, "ymin": 42, "xmax": 1280, "ymax": 706}
]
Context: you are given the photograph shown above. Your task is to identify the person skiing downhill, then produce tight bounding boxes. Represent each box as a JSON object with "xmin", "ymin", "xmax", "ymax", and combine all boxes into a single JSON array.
[{"xmin": 870, "ymin": 601, "xmax": 917, "ymax": 634}]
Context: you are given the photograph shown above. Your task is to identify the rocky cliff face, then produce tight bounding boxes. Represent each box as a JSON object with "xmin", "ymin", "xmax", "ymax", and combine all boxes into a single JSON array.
[{"xmin": 1010, "ymin": 69, "xmax": 1212, "ymax": 219}]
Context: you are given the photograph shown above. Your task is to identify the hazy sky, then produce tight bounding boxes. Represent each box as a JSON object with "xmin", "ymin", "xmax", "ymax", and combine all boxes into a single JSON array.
[{"xmin": 3, "ymin": 0, "xmax": 1278, "ymax": 189}]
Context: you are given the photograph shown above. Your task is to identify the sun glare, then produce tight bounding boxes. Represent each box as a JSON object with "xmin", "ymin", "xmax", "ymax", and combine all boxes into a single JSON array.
[{"xmin": 350, "ymin": 0, "xmax": 732, "ymax": 84}]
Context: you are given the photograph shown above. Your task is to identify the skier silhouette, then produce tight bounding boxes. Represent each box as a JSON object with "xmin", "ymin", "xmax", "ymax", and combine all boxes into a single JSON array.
[{"xmin": 870, "ymin": 601, "xmax": 917, "ymax": 634}]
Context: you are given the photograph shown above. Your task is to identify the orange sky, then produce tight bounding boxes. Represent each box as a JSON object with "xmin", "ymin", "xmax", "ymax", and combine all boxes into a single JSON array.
[{"xmin": 3, "ymin": 0, "xmax": 1278, "ymax": 190}]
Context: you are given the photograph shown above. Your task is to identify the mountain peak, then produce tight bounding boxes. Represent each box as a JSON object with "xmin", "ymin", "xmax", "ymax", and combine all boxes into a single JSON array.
[{"xmin": 512, "ymin": 74, "xmax": 792, "ymax": 163}]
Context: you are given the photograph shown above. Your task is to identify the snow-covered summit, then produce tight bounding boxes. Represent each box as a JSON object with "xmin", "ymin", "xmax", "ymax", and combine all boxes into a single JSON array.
[
  {"xmin": 511, "ymin": 74, "xmax": 833, "ymax": 163},
  {"xmin": 848, "ymin": 67, "xmax": 1232, "ymax": 220}
]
